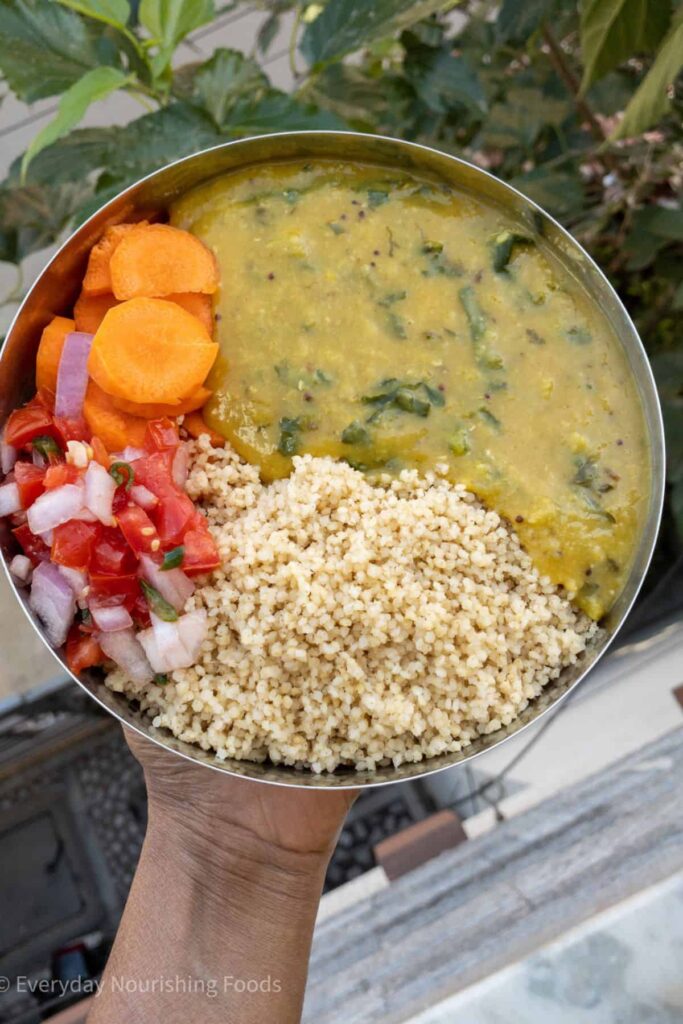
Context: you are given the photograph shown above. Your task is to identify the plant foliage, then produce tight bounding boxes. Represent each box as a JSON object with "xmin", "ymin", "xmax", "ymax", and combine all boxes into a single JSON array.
[{"xmin": 0, "ymin": 0, "xmax": 681, "ymax": 560}]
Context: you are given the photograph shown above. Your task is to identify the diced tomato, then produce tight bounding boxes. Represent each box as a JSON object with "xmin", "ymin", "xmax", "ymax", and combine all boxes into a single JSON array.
[
  {"xmin": 90, "ymin": 525, "xmax": 138, "ymax": 575},
  {"xmin": 132, "ymin": 450, "xmax": 175, "ymax": 497},
  {"xmin": 54, "ymin": 415, "xmax": 90, "ymax": 446},
  {"xmin": 12, "ymin": 523, "xmax": 50, "ymax": 566},
  {"xmin": 182, "ymin": 523, "xmax": 220, "ymax": 576},
  {"xmin": 51, "ymin": 520, "xmax": 98, "ymax": 570},
  {"xmin": 44, "ymin": 463, "xmax": 81, "ymax": 489},
  {"xmin": 145, "ymin": 418, "xmax": 180, "ymax": 453},
  {"xmin": 14, "ymin": 462, "xmax": 46, "ymax": 508},
  {"xmin": 4, "ymin": 394, "xmax": 56, "ymax": 448},
  {"xmin": 65, "ymin": 627, "xmax": 103, "ymax": 675},
  {"xmin": 117, "ymin": 503, "xmax": 160, "ymax": 555},
  {"xmin": 152, "ymin": 491, "xmax": 195, "ymax": 547},
  {"xmin": 132, "ymin": 450, "xmax": 194, "ymax": 546},
  {"xmin": 90, "ymin": 436, "xmax": 110, "ymax": 467},
  {"xmin": 89, "ymin": 572, "xmax": 141, "ymax": 607},
  {"xmin": 130, "ymin": 592, "xmax": 152, "ymax": 629}
]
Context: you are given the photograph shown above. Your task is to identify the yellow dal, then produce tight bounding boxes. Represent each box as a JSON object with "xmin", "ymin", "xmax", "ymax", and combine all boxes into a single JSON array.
[{"xmin": 173, "ymin": 160, "xmax": 649, "ymax": 619}]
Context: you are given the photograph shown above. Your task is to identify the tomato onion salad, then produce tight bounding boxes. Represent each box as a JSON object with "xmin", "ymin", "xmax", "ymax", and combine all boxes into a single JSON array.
[{"xmin": 1, "ymin": 354, "xmax": 219, "ymax": 684}]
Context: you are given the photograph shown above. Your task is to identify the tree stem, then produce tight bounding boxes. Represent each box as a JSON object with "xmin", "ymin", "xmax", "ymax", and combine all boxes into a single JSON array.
[{"xmin": 541, "ymin": 24, "xmax": 606, "ymax": 146}]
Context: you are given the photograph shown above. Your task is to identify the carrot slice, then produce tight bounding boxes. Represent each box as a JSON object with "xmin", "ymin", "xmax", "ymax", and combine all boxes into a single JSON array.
[
  {"xmin": 109, "ymin": 224, "xmax": 219, "ymax": 300},
  {"xmin": 183, "ymin": 411, "xmax": 225, "ymax": 447},
  {"xmin": 74, "ymin": 291, "xmax": 120, "ymax": 334},
  {"xmin": 36, "ymin": 316, "xmax": 75, "ymax": 395},
  {"xmin": 88, "ymin": 297, "xmax": 218, "ymax": 405},
  {"xmin": 82, "ymin": 222, "xmax": 147, "ymax": 297},
  {"xmin": 110, "ymin": 386, "xmax": 211, "ymax": 419},
  {"xmin": 167, "ymin": 293, "xmax": 214, "ymax": 335},
  {"xmin": 83, "ymin": 381, "xmax": 148, "ymax": 451}
]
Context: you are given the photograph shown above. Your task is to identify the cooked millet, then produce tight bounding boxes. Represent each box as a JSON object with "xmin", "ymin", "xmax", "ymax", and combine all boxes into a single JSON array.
[{"xmin": 106, "ymin": 436, "xmax": 599, "ymax": 773}]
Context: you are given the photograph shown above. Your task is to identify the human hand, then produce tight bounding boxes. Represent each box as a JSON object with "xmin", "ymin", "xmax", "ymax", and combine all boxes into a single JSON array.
[{"xmin": 125, "ymin": 727, "xmax": 356, "ymax": 867}]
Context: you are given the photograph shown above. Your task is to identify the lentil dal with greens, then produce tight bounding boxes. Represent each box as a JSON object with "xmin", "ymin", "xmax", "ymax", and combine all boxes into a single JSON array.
[{"xmin": 173, "ymin": 159, "xmax": 648, "ymax": 620}]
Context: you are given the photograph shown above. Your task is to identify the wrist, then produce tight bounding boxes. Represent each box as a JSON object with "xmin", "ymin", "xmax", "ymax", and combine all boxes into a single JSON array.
[{"xmin": 145, "ymin": 798, "xmax": 331, "ymax": 905}]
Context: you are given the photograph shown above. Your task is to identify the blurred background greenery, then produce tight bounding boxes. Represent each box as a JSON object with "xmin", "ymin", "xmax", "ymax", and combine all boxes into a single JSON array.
[{"xmin": 0, "ymin": 0, "xmax": 681, "ymax": 576}]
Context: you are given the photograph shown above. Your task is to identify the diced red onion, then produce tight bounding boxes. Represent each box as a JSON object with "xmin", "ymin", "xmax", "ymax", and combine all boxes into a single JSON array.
[
  {"xmin": 29, "ymin": 561, "xmax": 75, "ymax": 647},
  {"xmin": 98, "ymin": 628, "xmax": 153, "ymax": 689},
  {"xmin": 84, "ymin": 460, "xmax": 116, "ymax": 525},
  {"xmin": 32, "ymin": 448, "xmax": 46, "ymax": 468},
  {"xmin": 1, "ymin": 435, "xmax": 17, "ymax": 475},
  {"xmin": 9, "ymin": 554, "xmax": 32, "ymax": 583},
  {"xmin": 55, "ymin": 332, "xmax": 93, "ymax": 420},
  {"xmin": 177, "ymin": 609, "xmax": 207, "ymax": 662},
  {"xmin": 139, "ymin": 553, "xmax": 194, "ymax": 611},
  {"xmin": 58, "ymin": 565, "xmax": 87, "ymax": 598},
  {"xmin": 121, "ymin": 446, "xmax": 145, "ymax": 463},
  {"xmin": 130, "ymin": 484, "xmax": 158, "ymax": 510},
  {"xmin": 72, "ymin": 507, "xmax": 98, "ymax": 522},
  {"xmin": 90, "ymin": 603, "xmax": 133, "ymax": 632},
  {"xmin": 0, "ymin": 482, "xmax": 21, "ymax": 516},
  {"xmin": 41, "ymin": 529, "xmax": 54, "ymax": 546},
  {"xmin": 171, "ymin": 444, "xmax": 189, "ymax": 489},
  {"xmin": 137, "ymin": 610, "xmax": 207, "ymax": 674},
  {"xmin": 27, "ymin": 483, "xmax": 84, "ymax": 535}
]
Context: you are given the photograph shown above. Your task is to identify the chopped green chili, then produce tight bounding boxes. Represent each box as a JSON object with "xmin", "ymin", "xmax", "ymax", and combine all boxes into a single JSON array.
[
  {"xmin": 566, "ymin": 326, "xmax": 592, "ymax": 345},
  {"xmin": 31, "ymin": 435, "xmax": 62, "ymax": 464},
  {"xmin": 367, "ymin": 189, "xmax": 389, "ymax": 207},
  {"xmin": 459, "ymin": 286, "xmax": 505, "ymax": 372},
  {"xmin": 377, "ymin": 290, "xmax": 407, "ymax": 307},
  {"xmin": 361, "ymin": 379, "xmax": 443, "ymax": 423},
  {"xmin": 449, "ymin": 427, "xmax": 471, "ymax": 456},
  {"xmin": 387, "ymin": 311, "xmax": 407, "ymax": 339},
  {"xmin": 341, "ymin": 421, "xmax": 371, "ymax": 445},
  {"xmin": 459, "ymin": 286, "xmax": 486, "ymax": 342},
  {"xmin": 109, "ymin": 461, "xmax": 134, "ymax": 491},
  {"xmin": 140, "ymin": 580, "xmax": 179, "ymax": 622},
  {"xmin": 478, "ymin": 406, "xmax": 502, "ymax": 431},
  {"xmin": 277, "ymin": 417, "xmax": 302, "ymax": 456},
  {"xmin": 491, "ymin": 231, "xmax": 533, "ymax": 273},
  {"xmin": 161, "ymin": 546, "xmax": 185, "ymax": 571}
]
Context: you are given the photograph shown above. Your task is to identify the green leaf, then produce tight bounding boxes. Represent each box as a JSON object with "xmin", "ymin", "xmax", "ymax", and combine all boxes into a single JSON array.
[
  {"xmin": 184, "ymin": 48, "xmax": 270, "ymax": 126},
  {"xmin": 511, "ymin": 167, "xmax": 585, "ymax": 220},
  {"xmin": 21, "ymin": 66, "xmax": 130, "ymax": 180},
  {"xmin": 495, "ymin": 0, "xmax": 559, "ymax": 45},
  {"xmin": 0, "ymin": 180, "xmax": 91, "ymax": 262},
  {"xmin": 224, "ymin": 91, "xmax": 345, "ymax": 134},
  {"xmin": 611, "ymin": 8, "xmax": 683, "ymax": 138},
  {"xmin": 300, "ymin": 0, "xmax": 458, "ymax": 67},
  {"xmin": 580, "ymin": 0, "xmax": 671, "ymax": 91},
  {"xmin": 403, "ymin": 44, "xmax": 486, "ymax": 115},
  {"xmin": 12, "ymin": 128, "xmax": 115, "ymax": 186},
  {"xmin": 0, "ymin": 0, "xmax": 107, "ymax": 102},
  {"xmin": 58, "ymin": 0, "xmax": 131, "ymax": 29},
  {"xmin": 140, "ymin": 0, "xmax": 214, "ymax": 74},
  {"xmin": 104, "ymin": 102, "xmax": 222, "ymax": 182}
]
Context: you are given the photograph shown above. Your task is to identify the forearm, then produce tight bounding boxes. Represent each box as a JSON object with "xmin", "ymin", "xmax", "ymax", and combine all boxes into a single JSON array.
[{"xmin": 88, "ymin": 803, "xmax": 329, "ymax": 1023}]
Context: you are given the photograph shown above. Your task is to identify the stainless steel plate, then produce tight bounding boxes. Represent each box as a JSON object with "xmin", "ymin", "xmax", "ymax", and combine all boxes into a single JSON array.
[{"xmin": 0, "ymin": 132, "xmax": 666, "ymax": 789}]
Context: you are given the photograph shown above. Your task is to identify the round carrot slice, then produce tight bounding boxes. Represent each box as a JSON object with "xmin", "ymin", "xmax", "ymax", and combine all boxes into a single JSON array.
[
  {"xmin": 74, "ymin": 291, "xmax": 120, "ymax": 334},
  {"xmin": 82, "ymin": 222, "xmax": 147, "ymax": 297},
  {"xmin": 83, "ymin": 381, "xmax": 148, "ymax": 451},
  {"xmin": 36, "ymin": 316, "xmax": 75, "ymax": 395},
  {"xmin": 167, "ymin": 292, "xmax": 214, "ymax": 335},
  {"xmin": 109, "ymin": 224, "xmax": 219, "ymax": 300},
  {"xmin": 111, "ymin": 386, "xmax": 212, "ymax": 419},
  {"xmin": 88, "ymin": 297, "xmax": 218, "ymax": 405}
]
